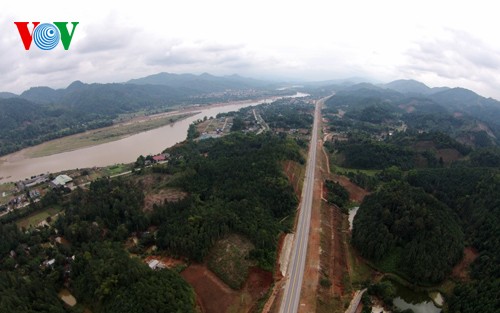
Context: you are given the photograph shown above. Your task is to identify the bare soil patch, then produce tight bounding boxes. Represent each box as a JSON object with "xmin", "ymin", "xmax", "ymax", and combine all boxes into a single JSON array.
[
  {"xmin": 334, "ymin": 175, "xmax": 369, "ymax": 203},
  {"xmin": 181, "ymin": 263, "xmax": 273, "ymax": 313},
  {"xmin": 207, "ymin": 234, "xmax": 255, "ymax": 289},
  {"xmin": 451, "ymin": 247, "xmax": 478, "ymax": 281},
  {"xmin": 144, "ymin": 255, "xmax": 185, "ymax": 269},
  {"xmin": 182, "ymin": 264, "xmax": 238, "ymax": 313},
  {"xmin": 436, "ymin": 148, "xmax": 462, "ymax": 164},
  {"xmin": 283, "ymin": 160, "xmax": 305, "ymax": 198},
  {"xmin": 414, "ymin": 140, "xmax": 436, "ymax": 151},
  {"xmin": 244, "ymin": 267, "xmax": 274, "ymax": 309},
  {"xmin": 143, "ymin": 188, "xmax": 187, "ymax": 212}
]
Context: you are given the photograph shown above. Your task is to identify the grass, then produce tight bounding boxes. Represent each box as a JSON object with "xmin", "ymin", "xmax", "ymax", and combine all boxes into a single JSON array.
[
  {"xmin": 346, "ymin": 242, "xmax": 372, "ymax": 288},
  {"xmin": 316, "ymin": 295, "xmax": 344, "ymax": 313},
  {"xmin": 103, "ymin": 164, "xmax": 130, "ymax": 176},
  {"xmin": 27, "ymin": 113, "xmax": 195, "ymax": 158},
  {"xmin": 333, "ymin": 165, "xmax": 380, "ymax": 176},
  {"xmin": 0, "ymin": 182, "xmax": 15, "ymax": 193},
  {"xmin": 376, "ymin": 248, "xmax": 402, "ymax": 274},
  {"xmin": 207, "ymin": 234, "xmax": 255, "ymax": 290},
  {"xmin": 0, "ymin": 183, "xmax": 16, "ymax": 204},
  {"xmin": 17, "ymin": 206, "xmax": 61, "ymax": 229}
]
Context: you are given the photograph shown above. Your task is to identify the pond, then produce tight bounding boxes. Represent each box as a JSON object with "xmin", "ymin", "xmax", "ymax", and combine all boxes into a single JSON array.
[{"xmin": 391, "ymin": 280, "xmax": 442, "ymax": 313}]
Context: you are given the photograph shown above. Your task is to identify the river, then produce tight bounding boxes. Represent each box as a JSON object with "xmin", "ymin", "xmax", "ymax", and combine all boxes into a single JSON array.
[{"xmin": 0, "ymin": 93, "xmax": 308, "ymax": 183}]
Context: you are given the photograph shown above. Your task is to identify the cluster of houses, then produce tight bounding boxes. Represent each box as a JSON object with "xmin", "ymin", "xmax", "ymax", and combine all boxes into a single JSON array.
[
  {"xmin": 1, "ymin": 174, "xmax": 74, "ymax": 215},
  {"xmin": 16, "ymin": 173, "xmax": 73, "ymax": 191},
  {"xmin": 16, "ymin": 173, "xmax": 50, "ymax": 191}
]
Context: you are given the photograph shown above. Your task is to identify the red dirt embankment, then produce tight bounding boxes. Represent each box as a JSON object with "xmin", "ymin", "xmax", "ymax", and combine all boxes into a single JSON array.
[
  {"xmin": 451, "ymin": 247, "xmax": 479, "ymax": 281},
  {"xmin": 334, "ymin": 175, "xmax": 369, "ymax": 203},
  {"xmin": 181, "ymin": 264, "xmax": 273, "ymax": 313}
]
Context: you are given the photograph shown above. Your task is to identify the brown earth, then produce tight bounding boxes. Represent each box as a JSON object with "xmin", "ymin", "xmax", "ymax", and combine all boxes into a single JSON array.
[
  {"xmin": 182, "ymin": 264, "xmax": 238, "ymax": 313},
  {"xmin": 144, "ymin": 255, "xmax": 185, "ymax": 269},
  {"xmin": 143, "ymin": 188, "xmax": 187, "ymax": 212},
  {"xmin": 320, "ymin": 203, "xmax": 348, "ymax": 296},
  {"xmin": 283, "ymin": 160, "xmax": 306, "ymax": 197},
  {"xmin": 245, "ymin": 267, "xmax": 274, "ymax": 311},
  {"xmin": 319, "ymin": 130, "xmax": 370, "ymax": 312},
  {"xmin": 334, "ymin": 175, "xmax": 369, "ymax": 203},
  {"xmin": 181, "ymin": 264, "xmax": 273, "ymax": 313},
  {"xmin": 451, "ymin": 247, "xmax": 479, "ymax": 281},
  {"xmin": 414, "ymin": 140, "xmax": 435, "ymax": 151},
  {"xmin": 436, "ymin": 148, "xmax": 462, "ymax": 164}
]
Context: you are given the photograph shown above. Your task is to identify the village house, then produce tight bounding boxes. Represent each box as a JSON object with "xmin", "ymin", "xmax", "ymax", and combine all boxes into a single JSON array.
[{"xmin": 50, "ymin": 175, "xmax": 73, "ymax": 189}]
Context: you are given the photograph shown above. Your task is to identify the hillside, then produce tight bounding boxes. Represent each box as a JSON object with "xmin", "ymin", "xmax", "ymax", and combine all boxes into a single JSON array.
[
  {"xmin": 352, "ymin": 182, "xmax": 464, "ymax": 283},
  {"xmin": 0, "ymin": 73, "xmax": 278, "ymax": 156},
  {"xmin": 324, "ymin": 81, "xmax": 500, "ymax": 145},
  {"xmin": 127, "ymin": 72, "xmax": 270, "ymax": 92},
  {"xmin": 383, "ymin": 79, "xmax": 450, "ymax": 95}
]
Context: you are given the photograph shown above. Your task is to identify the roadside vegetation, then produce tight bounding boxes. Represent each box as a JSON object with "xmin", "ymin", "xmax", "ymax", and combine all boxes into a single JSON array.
[
  {"xmin": 323, "ymin": 88, "xmax": 500, "ymax": 312},
  {"xmin": 0, "ymin": 97, "xmax": 314, "ymax": 313}
]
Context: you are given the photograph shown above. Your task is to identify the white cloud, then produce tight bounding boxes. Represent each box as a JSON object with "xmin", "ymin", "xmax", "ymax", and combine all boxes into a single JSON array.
[{"xmin": 1, "ymin": 0, "xmax": 500, "ymax": 100}]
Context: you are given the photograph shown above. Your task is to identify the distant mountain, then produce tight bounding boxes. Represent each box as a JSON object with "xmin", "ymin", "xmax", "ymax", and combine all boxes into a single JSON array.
[
  {"xmin": 383, "ymin": 79, "xmax": 450, "ymax": 95},
  {"xmin": 16, "ymin": 82, "xmax": 193, "ymax": 111},
  {"xmin": 0, "ymin": 92, "xmax": 18, "ymax": 99},
  {"xmin": 127, "ymin": 72, "xmax": 270, "ymax": 92},
  {"xmin": 21, "ymin": 86, "xmax": 62, "ymax": 104},
  {"xmin": 301, "ymin": 77, "xmax": 375, "ymax": 88},
  {"xmin": 325, "ymin": 80, "xmax": 500, "ymax": 146},
  {"xmin": 326, "ymin": 82, "xmax": 407, "ymax": 109},
  {"xmin": 0, "ymin": 73, "xmax": 278, "ymax": 156},
  {"xmin": 430, "ymin": 88, "xmax": 500, "ymax": 128},
  {"xmin": 344, "ymin": 82, "xmax": 385, "ymax": 92},
  {"xmin": 384, "ymin": 79, "xmax": 432, "ymax": 94}
]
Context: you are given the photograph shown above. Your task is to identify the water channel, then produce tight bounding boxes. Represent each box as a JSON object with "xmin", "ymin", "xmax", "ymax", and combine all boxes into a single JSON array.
[{"xmin": 0, "ymin": 93, "xmax": 308, "ymax": 183}]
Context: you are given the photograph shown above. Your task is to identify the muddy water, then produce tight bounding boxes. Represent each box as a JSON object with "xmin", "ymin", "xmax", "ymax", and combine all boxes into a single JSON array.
[
  {"xmin": 348, "ymin": 206, "xmax": 359, "ymax": 230},
  {"xmin": 391, "ymin": 280, "xmax": 442, "ymax": 313},
  {"xmin": 0, "ymin": 93, "xmax": 307, "ymax": 183}
]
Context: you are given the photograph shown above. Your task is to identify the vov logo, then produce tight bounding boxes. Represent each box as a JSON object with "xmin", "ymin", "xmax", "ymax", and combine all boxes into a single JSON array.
[{"xmin": 14, "ymin": 22, "xmax": 79, "ymax": 50}]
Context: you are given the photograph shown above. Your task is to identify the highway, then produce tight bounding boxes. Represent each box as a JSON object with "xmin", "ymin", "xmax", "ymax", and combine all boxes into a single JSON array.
[{"xmin": 279, "ymin": 97, "xmax": 322, "ymax": 313}]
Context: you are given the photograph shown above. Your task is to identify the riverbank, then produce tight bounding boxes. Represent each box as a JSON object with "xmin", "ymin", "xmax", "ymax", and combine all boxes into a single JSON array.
[
  {"xmin": 0, "ymin": 97, "xmax": 282, "ymax": 163},
  {"xmin": 23, "ymin": 112, "xmax": 196, "ymax": 158},
  {"xmin": 0, "ymin": 93, "xmax": 308, "ymax": 184}
]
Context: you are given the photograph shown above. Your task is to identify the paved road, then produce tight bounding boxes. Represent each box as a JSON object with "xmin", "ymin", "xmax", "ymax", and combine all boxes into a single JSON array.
[{"xmin": 279, "ymin": 97, "xmax": 323, "ymax": 313}]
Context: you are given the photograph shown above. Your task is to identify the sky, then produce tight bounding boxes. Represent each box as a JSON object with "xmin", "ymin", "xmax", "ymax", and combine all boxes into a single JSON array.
[{"xmin": 2, "ymin": 0, "xmax": 500, "ymax": 99}]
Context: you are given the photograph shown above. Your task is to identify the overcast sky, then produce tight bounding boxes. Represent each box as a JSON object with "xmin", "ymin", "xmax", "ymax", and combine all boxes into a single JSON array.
[{"xmin": 2, "ymin": 0, "xmax": 500, "ymax": 99}]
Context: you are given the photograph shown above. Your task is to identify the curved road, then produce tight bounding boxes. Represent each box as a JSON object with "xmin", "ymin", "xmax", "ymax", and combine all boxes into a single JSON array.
[{"xmin": 279, "ymin": 97, "xmax": 324, "ymax": 313}]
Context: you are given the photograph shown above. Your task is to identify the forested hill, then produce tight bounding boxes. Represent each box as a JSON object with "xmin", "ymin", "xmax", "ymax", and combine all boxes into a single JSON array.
[
  {"xmin": 0, "ymin": 73, "xmax": 279, "ymax": 156},
  {"xmin": 0, "ymin": 131, "xmax": 305, "ymax": 312},
  {"xmin": 324, "ymin": 81, "xmax": 500, "ymax": 143},
  {"xmin": 0, "ymin": 82, "xmax": 189, "ymax": 156},
  {"xmin": 153, "ymin": 133, "xmax": 303, "ymax": 268},
  {"xmin": 127, "ymin": 72, "xmax": 270, "ymax": 92},
  {"xmin": 352, "ymin": 182, "xmax": 464, "ymax": 283}
]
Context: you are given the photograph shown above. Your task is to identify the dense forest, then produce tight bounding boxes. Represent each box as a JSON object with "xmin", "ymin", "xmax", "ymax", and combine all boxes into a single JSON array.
[
  {"xmin": 0, "ymin": 127, "xmax": 305, "ymax": 311},
  {"xmin": 152, "ymin": 133, "xmax": 303, "ymax": 269},
  {"xmin": 0, "ymin": 74, "xmax": 282, "ymax": 156},
  {"xmin": 72, "ymin": 242, "xmax": 195, "ymax": 313},
  {"xmin": 352, "ymin": 182, "xmax": 464, "ymax": 283},
  {"xmin": 0, "ymin": 178, "xmax": 197, "ymax": 313},
  {"xmin": 259, "ymin": 99, "xmax": 314, "ymax": 130},
  {"xmin": 407, "ymin": 168, "xmax": 500, "ymax": 313},
  {"xmin": 323, "ymin": 84, "xmax": 500, "ymax": 312}
]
